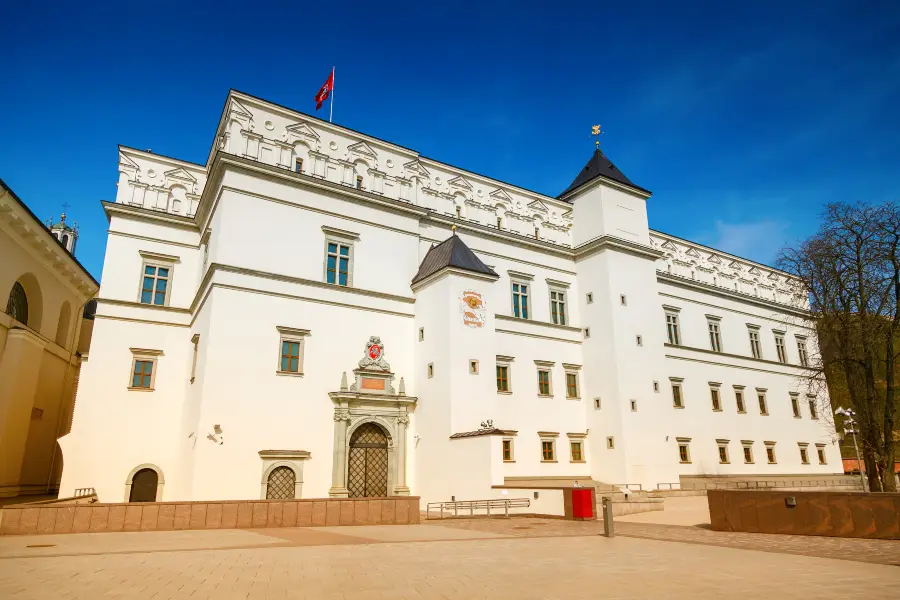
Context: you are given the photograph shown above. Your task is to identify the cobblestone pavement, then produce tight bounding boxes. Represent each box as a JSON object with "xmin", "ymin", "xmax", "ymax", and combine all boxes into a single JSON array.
[
  {"xmin": 0, "ymin": 521, "xmax": 897, "ymax": 599},
  {"xmin": 435, "ymin": 517, "xmax": 900, "ymax": 566}
]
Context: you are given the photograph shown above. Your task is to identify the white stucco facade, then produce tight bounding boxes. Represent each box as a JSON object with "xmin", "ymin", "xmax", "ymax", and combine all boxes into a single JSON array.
[{"xmin": 59, "ymin": 90, "xmax": 841, "ymax": 504}]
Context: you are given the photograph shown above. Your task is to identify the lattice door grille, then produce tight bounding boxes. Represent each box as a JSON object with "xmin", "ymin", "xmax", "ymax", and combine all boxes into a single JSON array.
[
  {"xmin": 348, "ymin": 423, "xmax": 389, "ymax": 498},
  {"xmin": 266, "ymin": 466, "xmax": 296, "ymax": 499}
]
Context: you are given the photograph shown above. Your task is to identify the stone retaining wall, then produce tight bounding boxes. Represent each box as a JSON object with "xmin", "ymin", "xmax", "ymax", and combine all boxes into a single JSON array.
[
  {"xmin": 0, "ymin": 496, "xmax": 420, "ymax": 536},
  {"xmin": 708, "ymin": 490, "xmax": 899, "ymax": 539}
]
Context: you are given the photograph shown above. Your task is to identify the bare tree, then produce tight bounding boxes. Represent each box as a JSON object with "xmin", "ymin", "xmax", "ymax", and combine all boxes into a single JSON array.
[{"xmin": 778, "ymin": 202, "xmax": 898, "ymax": 492}]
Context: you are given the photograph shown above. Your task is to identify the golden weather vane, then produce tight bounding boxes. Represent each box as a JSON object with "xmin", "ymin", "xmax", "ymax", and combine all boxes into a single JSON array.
[{"xmin": 591, "ymin": 125, "xmax": 602, "ymax": 148}]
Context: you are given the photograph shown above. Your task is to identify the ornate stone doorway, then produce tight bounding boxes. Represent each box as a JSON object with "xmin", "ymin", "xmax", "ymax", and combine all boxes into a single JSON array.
[{"xmin": 348, "ymin": 423, "xmax": 389, "ymax": 497}]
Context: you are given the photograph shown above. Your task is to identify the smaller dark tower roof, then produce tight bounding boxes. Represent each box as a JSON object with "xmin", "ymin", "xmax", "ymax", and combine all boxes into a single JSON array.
[
  {"xmin": 558, "ymin": 148, "xmax": 649, "ymax": 198},
  {"xmin": 412, "ymin": 234, "xmax": 498, "ymax": 285}
]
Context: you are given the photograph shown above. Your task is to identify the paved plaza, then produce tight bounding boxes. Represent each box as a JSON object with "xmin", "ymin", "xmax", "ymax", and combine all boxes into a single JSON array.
[{"xmin": 1, "ymin": 510, "xmax": 898, "ymax": 600}]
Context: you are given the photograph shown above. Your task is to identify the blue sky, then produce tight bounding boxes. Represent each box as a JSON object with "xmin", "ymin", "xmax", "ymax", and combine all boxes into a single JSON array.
[{"xmin": 2, "ymin": 1, "xmax": 898, "ymax": 278}]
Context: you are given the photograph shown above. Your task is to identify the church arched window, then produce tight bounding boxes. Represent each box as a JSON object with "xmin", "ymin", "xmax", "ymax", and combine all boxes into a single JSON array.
[
  {"xmin": 5, "ymin": 281, "xmax": 28, "ymax": 325},
  {"xmin": 62, "ymin": 234, "xmax": 69, "ymax": 248}
]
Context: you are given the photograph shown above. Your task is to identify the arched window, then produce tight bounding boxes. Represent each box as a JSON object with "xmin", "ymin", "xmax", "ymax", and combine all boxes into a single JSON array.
[
  {"xmin": 265, "ymin": 466, "xmax": 296, "ymax": 499},
  {"xmin": 61, "ymin": 234, "xmax": 69, "ymax": 248},
  {"xmin": 5, "ymin": 281, "xmax": 28, "ymax": 325},
  {"xmin": 55, "ymin": 301, "xmax": 71, "ymax": 347},
  {"xmin": 128, "ymin": 468, "xmax": 159, "ymax": 502}
]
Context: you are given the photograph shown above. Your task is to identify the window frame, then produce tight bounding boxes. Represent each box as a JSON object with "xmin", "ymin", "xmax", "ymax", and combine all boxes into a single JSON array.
[
  {"xmin": 707, "ymin": 316, "xmax": 723, "ymax": 353},
  {"xmin": 765, "ymin": 442, "xmax": 777, "ymax": 464},
  {"xmin": 539, "ymin": 432, "xmax": 559, "ymax": 462},
  {"xmin": 709, "ymin": 382, "xmax": 722, "ymax": 411},
  {"xmin": 756, "ymin": 388, "xmax": 768, "ymax": 415},
  {"xmin": 665, "ymin": 309, "xmax": 681, "ymax": 345},
  {"xmin": 717, "ymin": 439, "xmax": 730, "ymax": 464},
  {"xmin": 790, "ymin": 392, "xmax": 801, "ymax": 418},
  {"xmin": 816, "ymin": 443, "xmax": 827, "ymax": 465},
  {"xmin": 511, "ymin": 278, "xmax": 531, "ymax": 320},
  {"xmin": 548, "ymin": 283, "xmax": 568, "ymax": 326},
  {"xmin": 796, "ymin": 335, "xmax": 809, "ymax": 367},
  {"xmin": 747, "ymin": 325, "xmax": 762, "ymax": 359},
  {"xmin": 807, "ymin": 394, "xmax": 818, "ymax": 420},
  {"xmin": 774, "ymin": 331, "xmax": 787, "ymax": 363},
  {"xmin": 469, "ymin": 359, "xmax": 479, "ymax": 375},
  {"xmin": 670, "ymin": 377, "xmax": 684, "ymax": 408},
  {"xmin": 734, "ymin": 385, "xmax": 746, "ymax": 413},
  {"xmin": 535, "ymin": 360, "xmax": 554, "ymax": 397},
  {"xmin": 742, "ymin": 441, "xmax": 755, "ymax": 464},
  {"xmin": 276, "ymin": 326, "xmax": 310, "ymax": 376},
  {"xmin": 138, "ymin": 258, "xmax": 175, "ymax": 307},
  {"xmin": 799, "ymin": 443, "xmax": 810, "ymax": 465},
  {"xmin": 190, "ymin": 333, "xmax": 199, "ymax": 384},
  {"xmin": 496, "ymin": 355, "xmax": 514, "ymax": 394},
  {"xmin": 676, "ymin": 437, "xmax": 691, "ymax": 464},
  {"xmin": 563, "ymin": 363, "xmax": 581, "ymax": 400},
  {"xmin": 128, "ymin": 348, "xmax": 162, "ymax": 391},
  {"xmin": 502, "ymin": 438, "xmax": 515, "ymax": 462}
]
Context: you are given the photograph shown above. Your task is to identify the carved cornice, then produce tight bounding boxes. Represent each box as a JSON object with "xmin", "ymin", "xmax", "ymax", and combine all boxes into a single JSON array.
[{"xmin": 574, "ymin": 235, "xmax": 664, "ymax": 262}]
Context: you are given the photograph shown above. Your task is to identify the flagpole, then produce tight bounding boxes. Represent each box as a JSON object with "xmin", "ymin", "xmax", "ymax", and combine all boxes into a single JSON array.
[{"xmin": 329, "ymin": 67, "xmax": 334, "ymax": 123}]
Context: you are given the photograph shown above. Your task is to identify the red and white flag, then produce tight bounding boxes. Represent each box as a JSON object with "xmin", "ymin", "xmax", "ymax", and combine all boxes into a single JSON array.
[{"xmin": 314, "ymin": 68, "xmax": 334, "ymax": 111}]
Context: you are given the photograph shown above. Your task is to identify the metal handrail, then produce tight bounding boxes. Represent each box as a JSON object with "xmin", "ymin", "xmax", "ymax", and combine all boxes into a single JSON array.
[
  {"xmin": 615, "ymin": 483, "xmax": 643, "ymax": 491},
  {"xmin": 426, "ymin": 498, "xmax": 530, "ymax": 519}
]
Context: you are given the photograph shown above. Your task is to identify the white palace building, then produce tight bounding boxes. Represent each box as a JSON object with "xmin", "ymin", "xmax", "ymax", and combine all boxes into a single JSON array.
[{"xmin": 59, "ymin": 90, "xmax": 841, "ymax": 505}]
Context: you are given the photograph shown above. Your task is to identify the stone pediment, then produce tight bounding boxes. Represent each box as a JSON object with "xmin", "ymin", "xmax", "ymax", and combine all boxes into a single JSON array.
[
  {"xmin": 528, "ymin": 200, "xmax": 550, "ymax": 213},
  {"xmin": 729, "ymin": 260, "xmax": 743, "ymax": 271},
  {"xmin": 348, "ymin": 141, "xmax": 378, "ymax": 158},
  {"xmin": 164, "ymin": 167, "xmax": 197, "ymax": 183},
  {"xmin": 448, "ymin": 176, "xmax": 473, "ymax": 190},
  {"xmin": 708, "ymin": 254, "xmax": 722, "ymax": 264},
  {"xmin": 660, "ymin": 240, "xmax": 677, "ymax": 251},
  {"xmin": 404, "ymin": 160, "xmax": 430, "ymax": 178},
  {"xmin": 749, "ymin": 266, "xmax": 762, "ymax": 276},
  {"xmin": 489, "ymin": 188, "xmax": 513, "ymax": 204},
  {"xmin": 285, "ymin": 121, "xmax": 320, "ymax": 142},
  {"xmin": 118, "ymin": 151, "xmax": 140, "ymax": 171},
  {"xmin": 685, "ymin": 247, "xmax": 701, "ymax": 258}
]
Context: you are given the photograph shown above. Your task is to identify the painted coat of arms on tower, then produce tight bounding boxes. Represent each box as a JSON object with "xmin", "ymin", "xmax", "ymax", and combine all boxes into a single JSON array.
[{"xmin": 460, "ymin": 290, "xmax": 486, "ymax": 328}]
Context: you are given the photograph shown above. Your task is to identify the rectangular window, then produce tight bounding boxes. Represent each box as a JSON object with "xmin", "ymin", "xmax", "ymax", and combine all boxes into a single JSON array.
[
  {"xmin": 671, "ymin": 379, "xmax": 684, "ymax": 408},
  {"xmin": 537, "ymin": 370, "xmax": 551, "ymax": 396},
  {"xmin": 766, "ymin": 444, "xmax": 777, "ymax": 464},
  {"xmin": 743, "ymin": 443, "xmax": 754, "ymax": 464},
  {"xmin": 427, "ymin": 363, "xmax": 434, "ymax": 378},
  {"xmin": 816, "ymin": 444, "xmax": 826, "ymax": 465},
  {"xmin": 775, "ymin": 333, "xmax": 787, "ymax": 363},
  {"xmin": 502, "ymin": 439, "xmax": 514, "ymax": 462},
  {"xmin": 797, "ymin": 337, "xmax": 809, "ymax": 366},
  {"xmin": 496, "ymin": 365, "xmax": 509, "ymax": 392},
  {"xmin": 808, "ymin": 396, "xmax": 818, "ymax": 419},
  {"xmin": 666, "ymin": 312, "xmax": 680, "ymax": 345},
  {"xmin": 190, "ymin": 333, "xmax": 199, "ymax": 384},
  {"xmin": 791, "ymin": 394, "xmax": 801, "ymax": 418},
  {"xmin": 132, "ymin": 360, "xmax": 153, "ymax": 388},
  {"xmin": 799, "ymin": 445, "xmax": 810, "ymax": 464},
  {"xmin": 550, "ymin": 289, "xmax": 567, "ymax": 325},
  {"xmin": 708, "ymin": 318, "xmax": 723, "ymax": 352},
  {"xmin": 757, "ymin": 390, "xmax": 768, "ymax": 415},
  {"xmin": 295, "ymin": 158, "xmax": 303, "ymax": 173},
  {"xmin": 710, "ymin": 386, "xmax": 722, "ymax": 411},
  {"xmin": 678, "ymin": 443, "xmax": 690, "ymax": 463},
  {"xmin": 419, "ymin": 327, "xmax": 424, "ymax": 342},
  {"xmin": 636, "ymin": 335, "xmax": 643, "ymax": 346},
  {"xmin": 565, "ymin": 373, "xmax": 577, "ymax": 398},
  {"xmin": 748, "ymin": 327, "xmax": 762, "ymax": 359},
  {"xmin": 276, "ymin": 327, "xmax": 309, "ymax": 375},
  {"xmin": 356, "ymin": 175, "xmax": 363, "ymax": 189},
  {"xmin": 630, "ymin": 399, "xmax": 637, "ymax": 412},
  {"xmin": 128, "ymin": 348, "xmax": 161, "ymax": 391},
  {"xmin": 570, "ymin": 441, "xmax": 584, "ymax": 462},
  {"xmin": 594, "ymin": 397, "xmax": 601, "ymax": 410},
  {"xmin": 512, "ymin": 282, "xmax": 529, "ymax": 319},
  {"xmin": 584, "ymin": 328, "xmax": 590, "ymax": 338},
  {"xmin": 325, "ymin": 241, "xmax": 352, "ymax": 286},
  {"xmin": 718, "ymin": 444, "xmax": 730, "ymax": 464},
  {"xmin": 586, "ymin": 292, "xmax": 593, "ymax": 303},
  {"xmin": 735, "ymin": 387, "xmax": 746, "ymax": 413},
  {"xmin": 653, "ymin": 381, "xmax": 660, "ymax": 393},
  {"xmin": 140, "ymin": 263, "xmax": 170, "ymax": 306},
  {"xmin": 620, "ymin": 294, "xmax": 627, "ymax": 306},
  {"xmin": 607, "ymin": 436, "xmax": 615, "ymax": 449},
  {"xmin": 541, "ymin": 440, "xmax": 555, "ymax": 461},
  {"xmin": 469, "ymin": 360, "xmax": 479, "ymax": 375}
]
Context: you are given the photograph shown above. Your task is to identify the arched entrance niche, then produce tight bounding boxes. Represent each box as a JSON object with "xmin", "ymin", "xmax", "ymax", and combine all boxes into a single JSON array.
[
  {"xmin": 124, "ymin": 463, "xmax": 164, "ymax": 502},
  {"xmin": 347, "ymin": 421, "xmax": 390, "ymax": 498}
]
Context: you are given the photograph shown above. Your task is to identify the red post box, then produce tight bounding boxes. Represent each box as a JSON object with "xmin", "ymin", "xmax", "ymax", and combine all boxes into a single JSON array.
[{"xmin": 571, "ymin": 488, "xmax": 594, "ymax": 519}]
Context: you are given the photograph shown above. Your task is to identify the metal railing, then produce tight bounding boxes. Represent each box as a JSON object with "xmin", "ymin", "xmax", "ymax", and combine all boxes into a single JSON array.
[
  {"xmin": 615, "ymin": 483, "xmax": 643, "ymax": 491},
  {"xmin": 74, "ymin": 487, "xmax": 96, "ymax": 497},
  {"xmin": 426, "ymin": 498, "xmax": 530, "ymax": 519},
  {"xmin": 657, "ymin": 479, "xmax": 861, "ymax": 491}
]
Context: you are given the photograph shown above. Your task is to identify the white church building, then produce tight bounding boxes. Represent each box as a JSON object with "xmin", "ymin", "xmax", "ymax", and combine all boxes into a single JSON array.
[{"xmin": 59, "ymin": 90, "xmax": 841, "ymax": 505}]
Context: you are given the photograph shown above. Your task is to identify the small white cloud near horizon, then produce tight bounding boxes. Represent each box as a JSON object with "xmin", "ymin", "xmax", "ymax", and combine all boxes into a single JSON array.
[{"xmin": 702, "ymin": 219, "xmax": 791, "ymax": 266}]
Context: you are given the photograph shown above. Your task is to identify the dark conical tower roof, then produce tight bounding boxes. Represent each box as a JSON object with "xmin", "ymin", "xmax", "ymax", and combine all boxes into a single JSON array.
[
  {"xmin": 412, "ymin": 234, "xmax": 498, "ymax": 285},
  {"xmin": 558, "ymin": 148, "xmax": 648, "ymax": 198}
]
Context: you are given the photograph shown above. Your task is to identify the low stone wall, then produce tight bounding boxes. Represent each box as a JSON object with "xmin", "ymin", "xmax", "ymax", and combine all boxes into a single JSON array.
[
  {"xmin": 0, "ymin": 496, "xmax": 420, "ymax": 536},
  {"xmin": 708, "ymin": 490, "xmax": 899, "ymax": 539}
]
